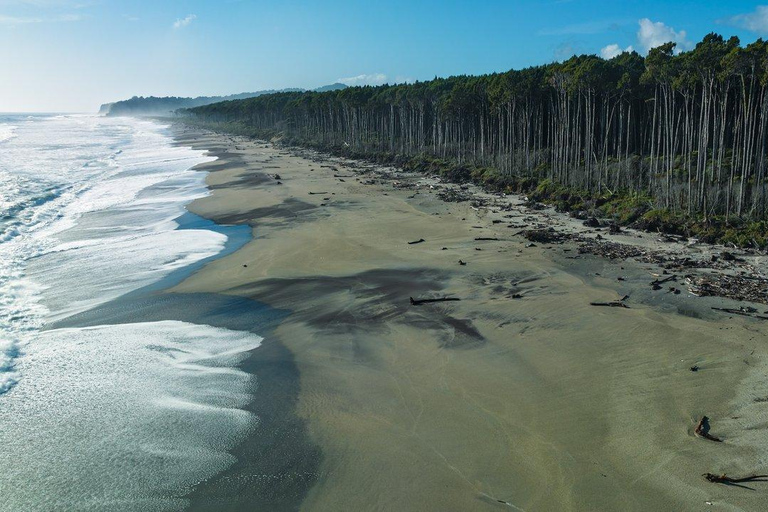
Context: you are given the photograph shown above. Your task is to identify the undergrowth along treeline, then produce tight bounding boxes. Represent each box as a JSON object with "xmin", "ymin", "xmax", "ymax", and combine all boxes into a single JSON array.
[{"xmin": 182, "ymin": 34, "xmax": 768, "ymax": 247}]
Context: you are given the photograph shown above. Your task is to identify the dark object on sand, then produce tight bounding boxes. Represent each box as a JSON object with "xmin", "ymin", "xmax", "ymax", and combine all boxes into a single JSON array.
[
  {"xmin": 243, "ymin": 264, "xmax": 248, "ymax": 268},
  {"xmin": 590, "ymin": 295, "xmax": 630, "ymax": 308},
  {"xmin": 583, "ymin": 217, "xmax": 601, "ymax": 228},
  {"xmin": 458, "ymin": 260, "xmax": 466, "ymax": 266},
  {"xmin": 721, "ymin": 251, "xmax": 745, "ymax": 263},
  {"xmin": 694, "ymin": 416, "xmax": 722, "ymax": 442},
  {"xmin": 652, "ymin": 275, "xmax": 677, "ymax": 284},
  {"xmin": 690, "ymin": 365, "xmax": 700, "ymax": 372},
  {"xmin": 276, "ymin": 181, "xmax": 283, "ymax": 185},
  {"xmin": 475, "ymin": 237, "xmax": 499, "ymax": 241},
  {"xmin": 703, "ymin": 473, "xmax": 768, "ymax": 485},
  {"xmin": 273, "ymin": 174, "xmax": 281, "ymax": 180},
  {"xmin": 524, "ymin": 229, "xmax": 567, "ymax": 244},
  {"xmin": 408, "ymin": 238, "xmax": 426, "ymax": 245},
  {"xmin": 409, "ymin": 296, "xmax": 461, "ymax": 306},
  {"xmin": 308, "ymin": 191, "xmax": 328, "ymax": 195}
]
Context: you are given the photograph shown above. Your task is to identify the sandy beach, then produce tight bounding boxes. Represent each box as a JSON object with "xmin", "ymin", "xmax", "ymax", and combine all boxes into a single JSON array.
[{"xmin": 169, "ymin": 125, "xmax": 768, "ymax": 511}]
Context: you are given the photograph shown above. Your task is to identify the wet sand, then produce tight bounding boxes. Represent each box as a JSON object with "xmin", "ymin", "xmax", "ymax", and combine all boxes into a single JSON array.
[{"xmin": 170, "ymin": 126, "xmax": 768, "ymax": 511}]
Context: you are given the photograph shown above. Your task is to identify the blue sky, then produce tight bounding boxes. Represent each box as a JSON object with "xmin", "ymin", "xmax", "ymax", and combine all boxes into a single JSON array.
[{"xmin": 1, "ymin": 0, "xmax": 767, "ymax": 112}]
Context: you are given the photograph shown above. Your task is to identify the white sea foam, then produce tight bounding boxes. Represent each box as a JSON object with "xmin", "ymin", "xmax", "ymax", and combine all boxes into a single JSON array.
[
  {"xmin": 0, "ymin": 124, "xmax": 16, "ymax": 143},
  {"xmin": 0, "ymin": 114, "xmax": 218, "ymax": 394},
  {"xmin": 0, "ymin": 321, "xmax": 262, "ymax": 511}
]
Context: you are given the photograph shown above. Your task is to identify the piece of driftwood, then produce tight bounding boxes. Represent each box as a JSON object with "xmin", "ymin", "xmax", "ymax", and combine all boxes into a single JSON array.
[
  {"xmin": 704, "ymin": 473, "xmax": 768, "ymax": 484},
  {"xmin": 651, "ymin": 275, "xmax": 677, "ymax": 286},
  {"xmin": 458, "ymin": 260, "xmax": 467, "ymax": 266},
  {"xmin": 474, "ymin": 237, "xmax": 500, "ymax": 241},
  {"xmin": 409, "ymin": 296, "xmax": 461, "ymax": 306},
  {"xmin": 408, "ymin": 238, "xmax": 426, "ymax": 245},
  {"xmin": 694, "ymin": 416, "xmax": 722, "ymax": 442},
  {"xmin": 308, "ymin": 191, "xmax": 328, "ymax": 195},
  {"xmin": 590, "ymin": 295, "xmax": 630, "ymax": 308}
]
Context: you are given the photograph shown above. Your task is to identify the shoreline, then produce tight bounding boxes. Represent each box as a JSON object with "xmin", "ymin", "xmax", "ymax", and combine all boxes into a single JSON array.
[{"xmin": 168, "ymin": 123, "xmax": 768, "ymax": 510}]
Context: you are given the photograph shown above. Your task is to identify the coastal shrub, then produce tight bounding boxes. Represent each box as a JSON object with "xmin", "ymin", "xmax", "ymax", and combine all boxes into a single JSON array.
[{"xmin": 599, "ymin": 193, "xmax": 654, "ymax": 224}]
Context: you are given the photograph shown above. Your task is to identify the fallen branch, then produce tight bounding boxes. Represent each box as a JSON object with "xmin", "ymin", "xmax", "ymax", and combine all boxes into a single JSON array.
[
  {"xmin": 474, "ymin": 237, "xmax": 500, "ymax": 241},
  {"xmin": 408, "ymin": 238, "xmax": 426, "ymax": 245},
  {"xmin": 308, "ymin": 191, "xmax": 329, "ymax": 195},
  {"xmin": 704, "ymin": 473, "xmax": 768, "ymax": 484},
  {"xmin": 410, "ymin": 296, "xmax": 461, "ymax": 306},
  {"xmin": 650, "ymin": 275, "xmax": 677, "ymax": 288},
  {"xmin": 694, "ymin": 416, "xmax": 722, "ymax": 442}
]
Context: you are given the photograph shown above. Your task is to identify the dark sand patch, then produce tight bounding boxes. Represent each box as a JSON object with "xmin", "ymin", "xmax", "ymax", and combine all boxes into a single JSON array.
[
  {"xmin": 211, "ymin": 198, "xmax": 317, "ymax": 226},
  {"xmin": 236, "ymin": 268, "xmax": 485, "ymax": 348}
]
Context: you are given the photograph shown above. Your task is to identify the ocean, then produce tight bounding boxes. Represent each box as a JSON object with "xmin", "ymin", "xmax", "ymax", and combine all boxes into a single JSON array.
[{"xmin": 0, "ymin": 114, "xmax": 264, "ymax": 510}]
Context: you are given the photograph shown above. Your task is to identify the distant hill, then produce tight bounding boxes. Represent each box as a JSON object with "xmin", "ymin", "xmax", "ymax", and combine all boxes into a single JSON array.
[
  {"xmin": 313, "ymin": 83, "xmax": 347, "ymax": 93},
  {"xmin": 100, "ymin": 84, "xmax": 347, "ymax": 117}
]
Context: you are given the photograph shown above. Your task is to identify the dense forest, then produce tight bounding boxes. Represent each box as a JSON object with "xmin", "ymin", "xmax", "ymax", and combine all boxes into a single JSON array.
[{"xmin": 184, "ymin": 34, "xmax": 768, "ymax": 237}]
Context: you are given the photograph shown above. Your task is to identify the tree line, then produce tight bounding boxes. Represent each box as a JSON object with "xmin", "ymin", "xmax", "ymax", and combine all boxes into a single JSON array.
[{"xmin": 184, "ymin": 34, "xmax": 768, "ymax": 221}]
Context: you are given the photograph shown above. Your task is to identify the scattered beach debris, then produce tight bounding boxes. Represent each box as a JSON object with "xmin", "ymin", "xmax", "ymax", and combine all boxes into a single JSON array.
[
  {"xmin": 690, "ymin": 365, "xmax": 700, "ymax": 372},
  {"xmin": 694, "ymin": 416, "xmax": 722, "ymax": 442},
  {"xmin": 691, "ymin": 275, "xmax": 768, "ymax": 305},
  {"xmin": 524, "ymin": 229, "xmax": 567, "ymax": 244},
  {"xmin": 458, "ymin": 260, "xmax": 467, "ymax": 266},
  {"xmin": 409, "ymin": 296, "xmax": 461, "ymax": 306},
  {"xmin": 408, "ymin": 238, "xmax": 426, "ymax": 245}
]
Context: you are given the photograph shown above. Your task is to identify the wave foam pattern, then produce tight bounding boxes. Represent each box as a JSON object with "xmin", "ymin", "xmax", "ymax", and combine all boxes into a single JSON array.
[
  {"xmin": 0, "ymin": 114, "xmax": 220, "ymax": 394},
  {"xmin": 0, "ymin": 321, "xmax": 262, "ymax": 511}
]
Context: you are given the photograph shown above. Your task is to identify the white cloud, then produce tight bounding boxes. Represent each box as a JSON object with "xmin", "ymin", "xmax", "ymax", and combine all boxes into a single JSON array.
[
  {"xmin": 173, "ymin": 13, "xmax": 196, "ymax": 29},
  {"xmin": 337, "ymin": 73, "xmax": 388, "ymax": 86},
  {"xmin": 721, "ymin": 5, "xmax": 768, "ymax": 35},
  {"xmin": 600, "ymin": 43, "xmax": 633, "ymax": 59},
  {"xmin": 637, "ymin": 18, "xmax": 690, "ymax": 54}
]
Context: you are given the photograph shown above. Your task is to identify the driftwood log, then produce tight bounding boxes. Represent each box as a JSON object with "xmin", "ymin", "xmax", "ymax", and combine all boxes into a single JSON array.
[
  {"xmin": 590, "ymin": 295, "xmax": 630, "ymax": 308},
  {"xmin": 409, "ymin": 296, "xmax": 461, "ymax": 306},
  {"xmin": 704, "ymin": 473, "xmax": 768, "ymax": 484},
  {"xmin": 408, "ymin": 238, "xmax": 426, "ymax": 245},
  {"xmin": 694, "ymin": 416, "xmax": 722, "ymax": 442}
]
